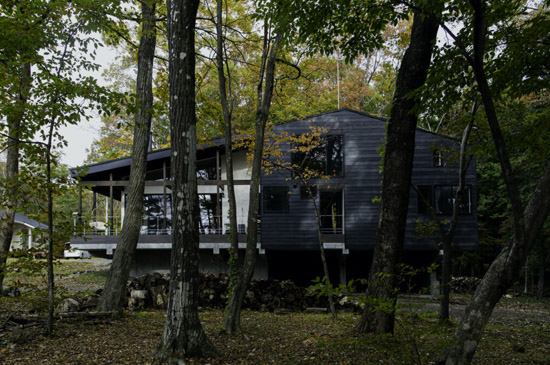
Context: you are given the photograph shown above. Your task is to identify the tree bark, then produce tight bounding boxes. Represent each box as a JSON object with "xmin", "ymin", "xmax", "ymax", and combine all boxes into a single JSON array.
[
  {"xmin": 0, "ymin": 62, "xmax": 30, "ymax": 294},
  {"xmin": 222, "ymin": 31, "xmax": 283, "ymax": 334},
  {"xmin": 99, "ymin": 0, "xmax": 157, "ymax": 314},
  {"xmin": 438, "ymin": 164, "xmax": 550, "ymax": 364},
  {"xmin": 355, "ymin": 8, "xmax": 441, "ymax": 335},
  {"xmin": 155, "ymin": 0, "xmax": 219, "ymax": 360},
  {"xmin": 215, "ymin": 0, "xmax": 240, "ymax": 296}
]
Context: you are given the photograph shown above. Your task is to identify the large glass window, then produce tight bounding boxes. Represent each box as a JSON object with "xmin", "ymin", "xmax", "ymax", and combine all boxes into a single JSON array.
[
  {"xmin": 263, "ymin": 186, "xmax": 289, "ymax": 212},
  {"xmin": 320, "ymin": 190, "xmax": 343, "ymax": 234},
  {"xmin": 142, "ymin": 194, "xmax": 172, "ymax": 235},
  {"xmin": 417, "ymin": 186, "xmax": 471, "ymax": 216},
  {"xmin": 291, "ymin": 135, "xmax": 344, "ymax": 177},
  {"xmin": 199, "ymin": 193, "xmax": 222, "ymax": 233}
]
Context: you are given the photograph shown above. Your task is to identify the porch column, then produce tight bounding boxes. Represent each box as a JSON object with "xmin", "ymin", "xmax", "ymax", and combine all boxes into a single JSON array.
[
  {"xmin": 78, "ymin": 185, "xmax": 83, "ymax": 225},
  {"xmin": 109, "ymin": 172, "xmax": 114, "ymax": 234},
  {"xmin": 27, "ymin": 228, "xmax": 32, "ymax": 249},
  {"xmin": 216, "ymin": 148, "xmax": 221, "ymax": 233},
  {"xmin": 92, "ymin": 192, "xmax": 97, "ymax": 220},
  {"xmin": 163, "ymin": 161, "xmax": 167, "ymax": 231}
]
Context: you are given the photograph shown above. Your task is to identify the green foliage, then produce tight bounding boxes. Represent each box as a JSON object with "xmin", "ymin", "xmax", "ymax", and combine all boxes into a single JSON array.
[
  {"xmin": 4, "ymin": 253, "xmax": 70, "ymax": 312},
  {"xmin": 307, "ymin": 276, "xmax": 365, "ymax": 301}
]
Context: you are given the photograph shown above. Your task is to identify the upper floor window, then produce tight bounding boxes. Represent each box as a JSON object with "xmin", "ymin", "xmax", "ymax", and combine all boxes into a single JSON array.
[
  {"xmin": 291, "ymin": 134, "xmax": 344, "ymax": 177},
  {"xmin": 417, "ymin": 185, "xmax": 471, "ymax": 216},
  {"xmin": 433, "ymin": 149, "xmax": 446, "ymax": 167},
  {"xmin": 263, "ymin": 186, "xmax": 289, "ymax": 212}
]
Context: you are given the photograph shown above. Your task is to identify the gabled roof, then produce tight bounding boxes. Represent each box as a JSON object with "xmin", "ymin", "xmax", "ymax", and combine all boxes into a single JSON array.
[
  {"xmin": 0, "ymin": 211, "xmax": 48, "ymax": 229},
  {"xmin": 71, "ymin": 108, "xmax": 457, "ymax": 182}
]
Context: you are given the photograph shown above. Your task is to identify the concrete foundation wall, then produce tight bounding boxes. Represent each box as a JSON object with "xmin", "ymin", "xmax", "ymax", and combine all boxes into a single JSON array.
[{"xmin": 129, "ymin": 249, "xmax": 268, "ymax": 279}]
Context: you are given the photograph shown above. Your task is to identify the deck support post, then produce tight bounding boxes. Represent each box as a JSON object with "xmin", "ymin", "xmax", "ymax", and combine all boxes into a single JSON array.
[{"xmin": 339, "ymin": 252, "xmax": 347, "ymax": 285}]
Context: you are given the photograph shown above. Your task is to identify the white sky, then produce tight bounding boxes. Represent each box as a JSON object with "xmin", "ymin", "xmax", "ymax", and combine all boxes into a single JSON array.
[{"xmin": 58, "ymin": 43, "xmax": 118, "ymax": 168}]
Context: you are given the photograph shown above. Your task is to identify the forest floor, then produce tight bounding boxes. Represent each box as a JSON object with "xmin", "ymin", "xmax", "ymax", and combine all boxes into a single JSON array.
[{"xmin": 1, "ymin": 259, "xmax": 550, "ymax": 364}]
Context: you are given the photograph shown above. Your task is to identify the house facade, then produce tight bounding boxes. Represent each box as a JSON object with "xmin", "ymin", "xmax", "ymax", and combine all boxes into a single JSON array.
[
  {"xmin": 0, "ymin": 211, "xmax": 48, "ymax": 251},
  {"xmin": 70, "ymin": 109, "xmax": 478, "ymax": 285}
]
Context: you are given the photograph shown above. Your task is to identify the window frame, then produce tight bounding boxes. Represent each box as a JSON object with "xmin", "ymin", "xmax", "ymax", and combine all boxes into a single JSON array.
[
  {"xmin": 416, "ymin": 185, "xmax": 472, "ymax": 216},
  {"xmin": 263, "ymin": 186, "xmax": 290, "ymax": 213},
  {"xmin": 290, "ymin": 134, "xmax": 344, "ymax": 177}
]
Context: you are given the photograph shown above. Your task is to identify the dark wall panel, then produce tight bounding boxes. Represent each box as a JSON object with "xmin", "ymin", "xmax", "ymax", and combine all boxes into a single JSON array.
[{"xmin": 260, "ymin": 109, "xmax": 478, "ymax": 252}]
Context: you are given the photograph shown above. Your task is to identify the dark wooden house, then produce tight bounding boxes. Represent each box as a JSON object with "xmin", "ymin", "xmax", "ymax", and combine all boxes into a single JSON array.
[{"xmin": 69, "ymin": 109, "xmax": 478, "ymax": 286}]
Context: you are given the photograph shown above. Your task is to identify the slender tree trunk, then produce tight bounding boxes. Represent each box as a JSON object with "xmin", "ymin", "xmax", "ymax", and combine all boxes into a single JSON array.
[
  {"xmin": 222, "ymin": 32, "xmax": 283, "ymax": 334},
  {"xmin": 99, "ymin": 0, "xmax": 157, "ymax": 314},
  {"xmin": 46, "ymin": 120, "xmax": 55, "ymax": 335},
  {"xmin": 215, "ymin": 0, "xmax": 239, "ymax": 293},
  {"xmin": 537, "ymin": 251, "xmax": 548, "ymax": 300},
  {"xmin": 309, "ymin": 187, "xmax": 337, "ymax": 318},
  {"xmin": 0, "ymin": 62, "xmax": 30, "ymax": 294},
  {"xmin": 355, "ymin": 7, "xmax": 441, "ymax": 335},
  {"xmin": 440, "ymin": 119, "xmax": 475, "ymax": 322},
  {"xmin": 438, "ymin": 165, "xmax": 550, "ymax": 364},
  {"xmin": 155, "ymin": 0, "xmax": 219, "ymax": 360}
]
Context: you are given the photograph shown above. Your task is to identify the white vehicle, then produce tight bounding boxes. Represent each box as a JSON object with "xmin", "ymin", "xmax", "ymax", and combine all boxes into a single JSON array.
[{"xmin": 64, "ymin": 243, "xmax": 92, "ymax": 259}]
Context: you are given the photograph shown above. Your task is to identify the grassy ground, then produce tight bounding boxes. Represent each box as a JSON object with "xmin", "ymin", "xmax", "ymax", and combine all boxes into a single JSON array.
[{"xmin": 1, "ymin": 259, "xmax": 550, "ymax": 364}]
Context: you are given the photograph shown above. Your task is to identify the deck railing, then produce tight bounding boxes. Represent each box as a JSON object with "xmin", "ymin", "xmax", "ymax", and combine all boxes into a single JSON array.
[
  {"xmin": 320, "ymin": 214, "xmax": 344, "ymax": 234},
  {"xmin": 74, "ymin": 215, "xmax": 250, "ymax": 236}
]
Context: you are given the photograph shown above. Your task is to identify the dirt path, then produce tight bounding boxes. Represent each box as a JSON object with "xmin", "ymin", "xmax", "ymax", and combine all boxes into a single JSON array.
[{"xmin": 406, "ymin": 298, "xmax": 550, "ymax": 324}]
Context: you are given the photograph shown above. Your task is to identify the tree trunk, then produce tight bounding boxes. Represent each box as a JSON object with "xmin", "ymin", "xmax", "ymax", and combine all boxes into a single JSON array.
[
  {"xmin": 46, "ymin": 121, "xmax": 55, "ymax": 335},
  {"xmin": 440, "ymin": 119, "xmax": 475, "ymax": 322},
  {"xmin": 155, "ymin": 0, "xmax": 219, "ymax": 360},
  {"xmin": 99, "ymin": 0, "xmax": 157, "ymax": 314},
  {"xmin": 355, "ymin": 8, "xmax": 441, "ymax": 335},
  {"xmin": 438, "ymin": 164, "xmax": 550, "ymax": 364},
  {"xmin": 222, "ymin": 32, "xmax": 283, "ymax": 334},
  {"xmin": 0, "ymin": 62, "xmax": 30, "ymax": 294},
  {"xmin": 537, "ymin": 251, "xmax": 549, "ymax": 300},
  {"xmin": 215, "ymin": 0, "xmax": 240, "ymax": 294},
  {"xmin": 309, "ymin": 186, "xmax": 337, "ymax": 318}
]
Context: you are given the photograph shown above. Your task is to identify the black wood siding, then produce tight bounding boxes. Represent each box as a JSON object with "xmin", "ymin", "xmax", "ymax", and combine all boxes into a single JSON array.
[{"xmin": 260, "ymin": 109, "xmax": 478, "ymax": 251}]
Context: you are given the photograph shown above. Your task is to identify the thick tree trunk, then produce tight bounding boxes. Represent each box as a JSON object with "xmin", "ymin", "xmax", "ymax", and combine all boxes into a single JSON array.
[
  {"xmin": 99, "ymin": 0, "xmax": 157, "ymax": 314},
  {"xmin": 355, "ymin": 8, "xmax": 441, "ymax": 335},
  {"xmin": 0, "ymin": 62, "xmax": 30, "ymax": 294},
  {"xmin": 438, "ymin": 164, "xmax": 550, "ymax": 364},
  {"xmin": 222, "ymin": 32, "xmax": 283, "ymax": 334},
  {"xmin": 215, "ymin": 0, "xmax": 240, "ymax": 291},
  {"xmin": 155, "ymin": 0, "xmax": 219, "ymax": 360}
]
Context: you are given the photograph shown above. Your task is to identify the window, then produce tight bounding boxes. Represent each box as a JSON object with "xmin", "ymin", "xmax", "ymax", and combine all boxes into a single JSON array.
[
  {"xmin": 417, "ymin": 186, "xmax": 472, "ymax": 216},
  {"xmin": 320, "ymin": 190, "xmax": 343, "ymax": 234},
  {"xmin": 433, "ymin": 149, "xmax": 446, "ymax": 167},
  {"xmin": 263, "ymin": 187, "xmax": 289, "ymax": 212},
  {"xmin": 291, "ymin": 135, "xmax": 344, "ymax": 176},
  {"xmin": 197, "ymin": 157, "xmax": 217, "ymax": 180},
  {"xmin": 142, "ymin": 194, "xmax": 172, "ymax": 234},
  {"xmin": 417, "ymin": 186, "xmax": 433, "ymax": 215},
  {"xmin": 326, "ymin": 135, "xmax": 344, "ymax": 176},
  {"xmin": 198, "ymin": 194, "xmax": 222, "ymax": 233}
]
